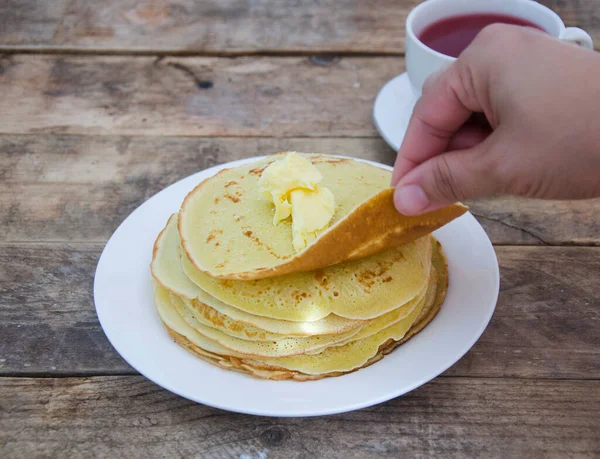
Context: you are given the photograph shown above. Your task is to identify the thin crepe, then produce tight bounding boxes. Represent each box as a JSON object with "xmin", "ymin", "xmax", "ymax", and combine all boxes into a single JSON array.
[
  {"xmin": 156, "ymin": 241, "xmax": 448, "ymax": 380},
  {"xmin": 179, "ymin": 153, "xmax": 467, "ymax": 280},
  {"xmin": 155, "ymin": 212, "xmax": 433, "ymax": 322}
]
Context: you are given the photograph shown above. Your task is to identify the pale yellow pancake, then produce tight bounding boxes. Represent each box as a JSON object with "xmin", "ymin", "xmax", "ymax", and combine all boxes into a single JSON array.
[
  {"xmin": 151, "ymin": 214, "xmax": 368, "ymax": 336},
  {"xmin": 190, "ymin": 293, "xmax": 364, "ymax": 337},
  {"xmin": 178, "ymin": 153, "xmax": 466, "ymax": 280},
  {"xmin": 174, "ymin": 281, "xmax": 426, "ymax": 353},
  {"xmin": 155, "ymin": 240, "xmax": 448, "ymax": 380},
  {"xmin": 163, "ymin": 288, "xmax": 366, "ymax": 358},
  {"xmin": 180, "ymin": 296, "xmax": 287, "ymax": 342},
  {"xmin": 151, "ymin": 214, "xmax": 201, "ymax": 300},
  {"xmin": 181, "ymin": 235, "xmax": 432, "ymax": 322}
]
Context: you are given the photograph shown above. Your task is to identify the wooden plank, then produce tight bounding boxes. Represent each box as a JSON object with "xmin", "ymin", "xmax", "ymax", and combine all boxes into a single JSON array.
[
  {"xmin": 1, "ymin": 376, "xmax": 598, "ymax": 458},
  {"xmin": 466, "ymin": 196, "xmax": 600, "ymax": 246},
  {"xmin": 1, "ymin": 0, "xmax": 598, "ymax": 53},
  {"xmin": 445, "ymin": 246, "xmax": 600, "ymax": 379},
  {"xmin": 1, "ymin": 245, "xmax": 598, "ymax": 378},
  {"xmin": 1, "ymin": 135, "xmax": 598, "ymax": 245},
  {"xmin": 0, "ymin": 54, "xmax": 401, "ymax": 137},
  {"xmin": 0, "ymin": 243, "xmax": 131, "ymax": 375}
]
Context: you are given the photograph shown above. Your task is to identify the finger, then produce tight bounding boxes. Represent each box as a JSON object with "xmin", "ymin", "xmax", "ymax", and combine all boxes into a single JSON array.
[
  {"xmin": 447, "ymin": 122, "xmax": 491, "ymax": 151},
  {"xmin": 391, "ymin": 62, "xmax": 475, "ymax": 186},
  {"xmin": 395, "ymin": 116, "xmax": 491, "ymax": 182},
  {"xmin": 393, "ymin": 135, "xmax": 500, "ymax": 215},
  {"xmin": 421, "ymin": 66, "xmax": 447, "ymax": 94}
]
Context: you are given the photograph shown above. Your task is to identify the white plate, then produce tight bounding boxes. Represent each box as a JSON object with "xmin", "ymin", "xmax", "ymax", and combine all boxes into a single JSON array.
[
  {"xmin": 373, "ymin": 72, "xmax": 419, "ymax": 152},
  {"xmin": 94, "ymin": 156, "xmax": 499, "ymax": 417}
]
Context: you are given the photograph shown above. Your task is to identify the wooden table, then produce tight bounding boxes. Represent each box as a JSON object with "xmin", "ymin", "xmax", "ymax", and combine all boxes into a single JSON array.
[{"xmin": 1, "ymin": 1, "xmax": 599, "ymax": 457}]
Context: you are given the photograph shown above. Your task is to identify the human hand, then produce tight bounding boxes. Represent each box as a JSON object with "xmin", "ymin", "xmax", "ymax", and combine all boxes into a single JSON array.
[{"xmin": 392, "ymin": 24, "xmax": 600, "ymax": 215}]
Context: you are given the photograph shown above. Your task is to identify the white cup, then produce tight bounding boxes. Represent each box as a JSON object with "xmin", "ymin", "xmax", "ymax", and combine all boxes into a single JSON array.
[{"xmin": 406, "ymin": 0, "xmax": 594, "ymax": 95}]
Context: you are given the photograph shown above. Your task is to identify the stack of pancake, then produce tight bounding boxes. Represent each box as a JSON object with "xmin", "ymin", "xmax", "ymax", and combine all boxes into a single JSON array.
[{"xmin": 151, "ymin": 153, "xmax": 466, "ymax": 380}]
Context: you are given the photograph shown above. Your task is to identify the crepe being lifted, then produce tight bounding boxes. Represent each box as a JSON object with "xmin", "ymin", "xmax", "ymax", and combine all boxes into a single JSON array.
[{"xmin": 178, "ymin": 153, "xmax": 467, "ymax": 280}]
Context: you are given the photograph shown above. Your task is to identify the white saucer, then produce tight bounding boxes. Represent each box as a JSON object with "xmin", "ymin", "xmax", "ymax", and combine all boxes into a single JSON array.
[
  {"xmin": 94, "ymin": 156, "xmax": 499, "ymax": 417},
  {"xmin": 373, "ymin": 72, "xmax": 419, "ymax": 151}
]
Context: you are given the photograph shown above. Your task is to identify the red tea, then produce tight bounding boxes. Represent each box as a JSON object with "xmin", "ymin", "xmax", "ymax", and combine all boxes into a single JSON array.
[{"xmin": 418, "ymin": 13, "xmax": 544, "ymax": 57}]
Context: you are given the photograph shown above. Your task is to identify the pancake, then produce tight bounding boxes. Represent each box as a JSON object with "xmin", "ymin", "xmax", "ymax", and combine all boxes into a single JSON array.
[
  {"xmin": 190, "ymin": 294, "xmax": 364, "ymax": 337},
  {"xmin": 151, "ymin": 214, "xmax": 201, "ymax": 300},
  {"xmin": 154, "ymin": 211, "xmax": 433, "ymax": 323},
  {"xmin": 178, "ymin": 153, "xmax": 467, "ymax": 280},
  {"xmin": 180, "ymin": 296, "xmax": 287, "ymax": 342},
  {"xmin": 151, "ymin": 213, "xmax": 367, "ymax": 335},
  {"xmin": 154, "ymin": 282, "xmax": 246, "ymax": 359},
  {"xmin": 240, "ymin": 274, "xmax": 436, "ymax": 375},
  {"xmin": 301, "ymin": 284, "xmax": 428, "ymax": 355},
  {"xmin": 177, "ymin": 279, "xmax": 426, "ymax": 354},
  {"xmin": 156, "ymin": 240, "xmax": 448, "ymax": 380},
  {"xmin": 161, "ymin": 287, "xmax": 368, "ymax": 358},
  {"xmin": 182, "ymin": 234, "xmax": 433, "ymax": 322}
]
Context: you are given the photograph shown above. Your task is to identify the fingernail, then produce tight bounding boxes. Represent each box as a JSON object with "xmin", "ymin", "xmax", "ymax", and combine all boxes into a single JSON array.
[{"xmin": 394, "ymin": 185, "xmax": 429, "ymax": 215}]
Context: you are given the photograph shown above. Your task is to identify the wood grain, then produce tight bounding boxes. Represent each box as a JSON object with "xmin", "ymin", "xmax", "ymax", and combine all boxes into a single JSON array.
[
  {"xmin": 1, "ymin": 0, "xmax": 598, "ymax": 53},
  {"xmin": 1, "ymin": 376, "xmax": 598, "ymax": 458},
  {"xmin": 2, "ymin": 135, "xmax": 599, "ymax": 245},
  {"xmin": 0, "ymin": 54, "xmax": 401, "ymax": 137},
  {"xmin": 0, "ymin": 244, "xmax": 130, "ymax": 375},
  {"xmin": 1, "ymin": 244, "xmax": 598, "ymax": 378},
  {"xmin": 1, "ymin": 1, "xmax": 598, "ymax": 454}
]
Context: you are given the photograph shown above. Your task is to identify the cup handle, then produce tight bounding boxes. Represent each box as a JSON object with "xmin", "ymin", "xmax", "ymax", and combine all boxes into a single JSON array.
[{"xmin": 561, "ymin": 27, "xmax": 594, "ymax": 49}]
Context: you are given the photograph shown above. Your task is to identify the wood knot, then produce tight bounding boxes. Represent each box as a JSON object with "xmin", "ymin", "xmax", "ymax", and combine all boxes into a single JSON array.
[
  {"xmin": 309, "ymin": 55, "xmax": 341, "ymax": 66},
  {"xmin": 260, "ymin": 425, "xmax": 288, "ymax": 446},
  {"xmin": 197, "ymin": 80, "xmax": 213, "ymax": 89}
]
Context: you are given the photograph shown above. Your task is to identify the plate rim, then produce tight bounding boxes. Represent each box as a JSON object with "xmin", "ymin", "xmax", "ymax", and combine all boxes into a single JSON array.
[{"xmin": 372, "ymin": 71, "xmax": 418, "ymax": 152}]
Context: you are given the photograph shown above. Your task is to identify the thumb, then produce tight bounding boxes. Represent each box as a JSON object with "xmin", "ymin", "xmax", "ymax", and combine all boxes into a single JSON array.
[{"xmin": 393, "ymin": 137, "xmax": 501, "ymax": 215}]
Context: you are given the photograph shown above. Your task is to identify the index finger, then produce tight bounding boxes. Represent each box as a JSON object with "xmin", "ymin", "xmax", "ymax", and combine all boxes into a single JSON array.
[{"xmin": 391, "ymin": 63, "xmax": 475, "ymax": 186}]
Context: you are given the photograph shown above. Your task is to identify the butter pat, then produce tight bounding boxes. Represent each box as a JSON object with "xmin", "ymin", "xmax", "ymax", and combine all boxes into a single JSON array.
[
  {"xmin": 290, "ymin": 186, "xmax": 335, "ymax": 251},
  {"xmin": 259, "ymin": 153, "xmax": 335, "ymax": 251},
  {"xmin": 258, "ymin": 152, "xmax": 322, "ymax": 224}
]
